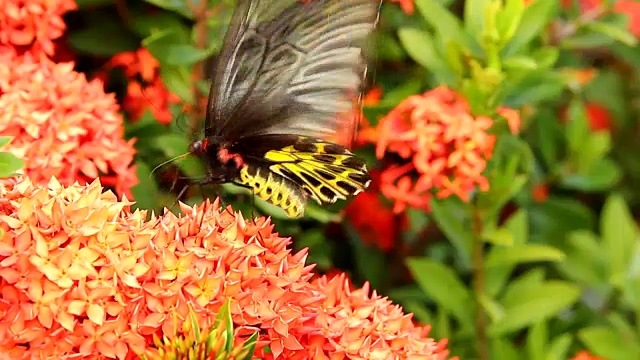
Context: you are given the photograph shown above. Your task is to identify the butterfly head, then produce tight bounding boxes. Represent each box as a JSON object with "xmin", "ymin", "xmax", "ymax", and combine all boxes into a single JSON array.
[{"xmin": 189, "ymin": 137, "xmax": 243, "ymax": 183}]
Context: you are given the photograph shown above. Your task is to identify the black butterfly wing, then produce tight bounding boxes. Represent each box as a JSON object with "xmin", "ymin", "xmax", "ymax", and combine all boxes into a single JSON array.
[
  {"xmin": 205, "ymin": 0, "xmax": 380, "ymax": 142},
  {"xmin": 202, "ymin": 0, "xmax": 379, "ymax": 217}
]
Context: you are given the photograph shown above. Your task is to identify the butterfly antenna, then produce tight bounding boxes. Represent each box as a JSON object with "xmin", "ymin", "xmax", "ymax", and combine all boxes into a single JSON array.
[{"xmin": 149, "ymin": 152, "xmax": 192, "ymax": 180}]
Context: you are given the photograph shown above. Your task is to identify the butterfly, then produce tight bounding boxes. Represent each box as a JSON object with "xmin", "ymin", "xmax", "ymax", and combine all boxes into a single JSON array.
[{"xmin": 188, "ymin": 0, "xmax": 380, "ymax": 218}]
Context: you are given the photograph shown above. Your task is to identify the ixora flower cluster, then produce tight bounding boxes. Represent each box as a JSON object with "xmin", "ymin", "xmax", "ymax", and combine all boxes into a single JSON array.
[
  {"xmin": 366, "ymin": 87, "xmax": 520, "ymax": 213},
  {"xmin": 0, "ymin": 177, "xmax": 454, "ymax": 359}
]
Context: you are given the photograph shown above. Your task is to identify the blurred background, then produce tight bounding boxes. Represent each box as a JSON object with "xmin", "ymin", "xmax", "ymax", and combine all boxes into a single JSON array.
[{"xmin": 2, "ymin": 0, "xmax": 640, "ymax": 359}]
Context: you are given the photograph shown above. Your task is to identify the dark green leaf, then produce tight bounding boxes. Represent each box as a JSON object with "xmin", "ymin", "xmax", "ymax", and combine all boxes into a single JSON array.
[
  {"xmin": 430, "ymin": 197, "xmax": 473, "ymax": 267},
  {"xmin": 143, "ymin": 0, "xmax": 194, "ymax": 19},
  {"xmin": 130, "ymin": 161, "xmax": 159, "ymax": 213},
  {"xmin": 68, "ymin": 17, "xmax": 139, "ymax": 57},
  {"xmin": 76, "ymin": 0, "xmax": 113, "ymax": 7},
  {"xmin": 560, "ymin": 158, "xmax": 622, "ymax": 192}
]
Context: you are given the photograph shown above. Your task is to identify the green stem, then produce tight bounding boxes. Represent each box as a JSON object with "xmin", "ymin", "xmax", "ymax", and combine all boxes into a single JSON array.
[{"xmin": 472, "ymin": 205, "xmax": 489, "ymax": 360}]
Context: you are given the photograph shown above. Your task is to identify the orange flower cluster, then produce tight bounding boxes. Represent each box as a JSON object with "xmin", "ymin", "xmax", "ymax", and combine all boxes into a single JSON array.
[
  {"xmin": 0, "ymin": 178, "xmax": 453, "ymax": 359},
  {"xmin": 102, "ymin": 48, "xmax": 181, "ymax": 124},
  {"xmin": 371, "ymin": 86, "xmax": 520, "ymax": 213},
  {"xmin": 0, "ymin": 52, "xmax": 138, "ymax": 198},
  {"xmin": 0, "ymin": 0, "xmax": 77, "ymax": 57}
]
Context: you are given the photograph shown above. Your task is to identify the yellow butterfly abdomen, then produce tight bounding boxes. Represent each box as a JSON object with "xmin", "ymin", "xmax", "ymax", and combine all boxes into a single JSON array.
[{"xmin": 238, "ymin": 165, "xmax": 307, "ymax": 218}]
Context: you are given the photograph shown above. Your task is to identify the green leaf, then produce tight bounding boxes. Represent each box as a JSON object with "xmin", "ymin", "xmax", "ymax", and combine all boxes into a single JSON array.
[
  {"xmin": 414, "ymin": 0, "xmax": 462, "ymax": 46},
  {"xmin": 485, "ymin": 244, "xmax": 566, "ymax": 268},
  {"xmin": 430, "ymin": 197, "xmax": 473, "ymax": 267},
  {"xmin": 464, "ymin": 0, "xmax": 491, "ymax": 36},
  {"xmin": 579, "ymin": 326, "xmax": 640, "ymax": 359},
  {"xmin": 526, "ymin": 321, "xmax": 547, "ymax": 360},
  {"xmin": 130, "ymin": 161, "xmax": 160, "ymax": 213},
  {"xmin": 143, "ymin": 28, "xmax": 213, "ymax": 66},
  {"xmin": 555, "ymin": 230, "xmax": 608, "ymax": 286},
  {"xmin": 485, "ymin": 211, "xmax": 529, "ymax": 297},
  {"xmin": 490, "ymin": 281, "xmax": 581, "ymax": 336},
  {"xmin": 0, "ymin": 152, "xmax": 24, "ymax": 178},
  {"xmin": 160, "ymin": 65, "xmax": 194, "ymax": 103},
  {"xmin": 545, "ymin": 334, "xmax": 573, "ymax": 360},
  {"xmin": 68, "ymin": 17, "xmax": 140, "ymax": 56},
  {"xmin": 601, "ymin": 194, "xmax": 638, "ymax": 286},
  {"xmin": 143, "ymin": 0, "xmax": 194, "ymax": 19},
  {"xmin": 0, "ymin": 136, "xmax": 13, "ymax": 148},
  {"xmin": 528, "ymin": 197, "xmax": 595, "ymax": 242},
  {"xmin": 397, "ymin": 28, "xmax": 456, "ymax": 85},
  {"xmin": 131, "ymin": 11, "xmax": 190, "ymax": 38},
  {"xmin": 503, "ymin": 56, "xmax": 538, "ymax": 70},
  {"xmin": 502, "ymin": 0, "xmax": 556, "ymax": 56},
  {"xmin": 76, "ymin": 0, "xmax": 113, "ymax": 8},
  {"xmin": 406, "ymin": 257, "xmax": 474, "ymax": 326},
  {"xmin": 483, "ymin": 227, "xmax": 514, "ymax": 246},
  {"xmin": 496, "ymin": 0, "xmax": 526, "ymax": 44},
  {"xmin": 561, "ymin": 158, "xmax": 622, "ymax": 192},
  {"xmin": 151, "ymin": 134, "xmax": 204, "ymax": 179},
  {"xmin": 565, "ymin": 98, "xmax": 590, "ymax": 155},
  {"xmin": 585, "ymin": 21, "xmax": 638, "ymax": 47}
]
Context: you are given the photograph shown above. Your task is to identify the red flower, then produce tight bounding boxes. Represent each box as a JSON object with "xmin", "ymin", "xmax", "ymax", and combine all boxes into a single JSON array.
[
  {"xmin": 388, "ymin": 0, "xmax": 414, "ymax": 14},
  {"xmin": 0, "ymin": 52, "xmax": 138, "ymax": 198},
  {"xmin": 344, "ymin": 171, "xmax": 402, "ymax": 252},
  {"xmin": 570, "ymin": 350, "xmax": 606, "ymax": 360},
  {"xmin": 373, "ymin": 86, "xmax": 520, "ymax": 213},
  {"xmin": 560, "ymin": 102, "xmax": 612, "ymax": 132},
  {"xmin": 102, "ymin": 48, "xmax": 181, "ymax": 124},
  {"xmin": 0, "ymin": 0, "xmax": 77, "ymax": 57}
]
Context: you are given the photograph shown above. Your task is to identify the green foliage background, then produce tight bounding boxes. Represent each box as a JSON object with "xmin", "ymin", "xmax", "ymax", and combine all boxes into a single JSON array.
[{"xmin": 10, "ymin": 0, "xmax": 635, "ymax": 359}]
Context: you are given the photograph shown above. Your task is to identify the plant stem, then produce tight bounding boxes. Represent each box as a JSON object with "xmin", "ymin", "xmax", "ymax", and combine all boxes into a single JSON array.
[
  {"xmin": 188, "ymin": 0, "xmax": 209, "ymax": 138},
  {"xmin": 472, "ymin": 205, "xmax": 489, "ymax": 360}
]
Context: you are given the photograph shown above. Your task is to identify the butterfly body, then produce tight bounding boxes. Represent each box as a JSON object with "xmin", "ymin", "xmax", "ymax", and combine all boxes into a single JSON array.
[{"xmin": 189, "ymin": 0, "xmax": 380, "ymax": 218}]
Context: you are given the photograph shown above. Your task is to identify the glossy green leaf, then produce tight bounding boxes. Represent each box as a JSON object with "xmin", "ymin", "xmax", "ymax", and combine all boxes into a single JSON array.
[
  {"xmin": 406, "ymin": 258, "xmax": 474, "ymax": 326},
  {"xmin": 555, "ymin": 230, "xmax": 608, "ymax": 286},
  {"xmin": 485, "ymin": 244, "xmax": 565, "ymax": 268},
  {"xmin": 497, "ymin": 0, "xmax": 526, "ymax": 45}
]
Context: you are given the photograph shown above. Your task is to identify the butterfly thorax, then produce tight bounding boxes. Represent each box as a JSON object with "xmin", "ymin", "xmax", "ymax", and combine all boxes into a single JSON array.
[{"xmin": 189, "ymin": 137, "xmax": 243, "ymax": 183}]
